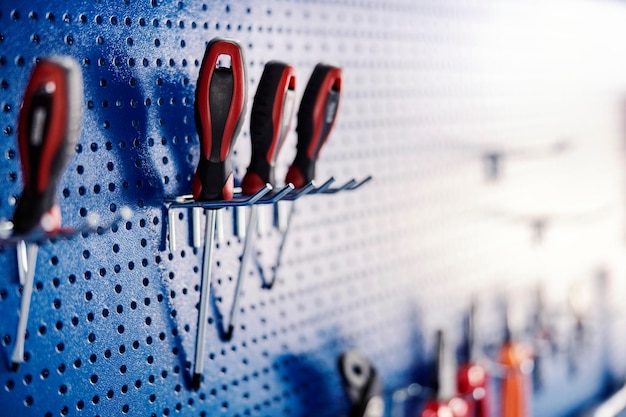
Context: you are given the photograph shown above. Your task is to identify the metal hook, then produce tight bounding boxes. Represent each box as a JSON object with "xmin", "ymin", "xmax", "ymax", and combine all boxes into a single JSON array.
[
  {"xmin": 310, "ymin": 177, "xmax": 336, "ymax": 194},
  {"xmin": 167, "ymin": 185, "xmax": 273, "ymax": 250},
  {"xmin": 322, "ymin": 178, "xmax": 357, "ymax": 194},
  {"xmin": 259, "ymin": 183, "xmax": 295, "ymax": 204},
  {"xmin": 348, "ymin": 175, "xmax": 373, "ymax": 191},
  {"xmin": 283, "ymin": 180, "xmax": 317, "ymax": 201}
]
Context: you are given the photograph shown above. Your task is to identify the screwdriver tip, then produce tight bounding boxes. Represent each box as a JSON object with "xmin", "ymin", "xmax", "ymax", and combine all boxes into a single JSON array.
[
  {"xmin": 223, "ymin": 325, "xmax": 234, "ymax": 341},
  {"xmin": 191, "ymin": 373, "xmax": 202, "ymax": 391}
]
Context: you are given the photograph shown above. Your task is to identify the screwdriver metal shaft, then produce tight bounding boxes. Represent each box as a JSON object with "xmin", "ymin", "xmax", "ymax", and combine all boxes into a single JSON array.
[
  {"xmin": 11, "ymin": 243, "xmax": 38, "ymax": 369},
  {"xmin": 192, "ymin": 208, "xmax": 217, "ymax": 389},
  {"xmin": 224, "ymin": 204, "xmax": 258, "ymax": 339}
]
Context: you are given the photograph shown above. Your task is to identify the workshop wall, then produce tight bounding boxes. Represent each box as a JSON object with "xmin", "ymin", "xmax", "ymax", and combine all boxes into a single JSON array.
[{"xmin": 0, "ymin": 0, "xmax": 625, "ymax": 416}]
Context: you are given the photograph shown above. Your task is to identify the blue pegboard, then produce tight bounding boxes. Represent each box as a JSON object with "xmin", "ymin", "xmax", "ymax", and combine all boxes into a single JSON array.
[{"xmin": 1, "ymin": 1, "xmax": 626, "ymax": 416}]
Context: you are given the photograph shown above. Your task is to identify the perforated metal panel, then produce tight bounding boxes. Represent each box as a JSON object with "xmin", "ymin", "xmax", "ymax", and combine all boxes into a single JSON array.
[{"xmin": 1, "ymin": 1, "xmax": 626, "ymax": 416}]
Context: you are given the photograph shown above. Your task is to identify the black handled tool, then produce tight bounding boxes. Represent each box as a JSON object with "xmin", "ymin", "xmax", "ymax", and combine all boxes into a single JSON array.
[
  {"xmin": 285, "ymin": 63, "xmax": 342, "ymax": 188},
  {"xmin": 225, "ymin": 62, "xmax": 296, "ymax": 341},
  {"xmin": 192, "ymin": 38, "xmax": 248, "ymax": 201},
  {"xmin": 192, "ymin": 37, "xmax": 247, "ymax": 391},
  {"xmin": 242, "ymin": 61, "xmax": 296, "ymax": 194},
  {"xmin": 13, "ymin": 56, "xmax": 83, "ymax": 234},
  {"xmin": 457, "ymin": 304, "xmax": 489, "ymax": 417},
  {"xmin": 339, "ymin": 350, "xmax": 384, "ymax": 417},
  {"xmin": 11, "ymin": 56, "xmax": 83, "ymax": 369}
]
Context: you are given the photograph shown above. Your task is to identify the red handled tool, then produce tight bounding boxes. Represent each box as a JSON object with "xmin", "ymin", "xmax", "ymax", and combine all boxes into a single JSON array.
[
  {"xmin": 225, "ymin": 62, "xmax": 296, "ymax": 340},
  {"xmin": 192, "ymin": 38, "xmax": 247, "ymax": 201},
  {"xmin": 242, "ymin": 61, "xmax": 296, "ymax": 194},
  {"xmin": 285, "ymin": 63, "xmax": 342, "ymax": 188},
  {"xmin": 339, "ymin": 350, "xmax": 384, "ymax": 417},
  {"xmin": 13, "ymin": 57, "xmax": 83, "ymax": 234},
  {"xmin": 11, "ymin": 56, "xmax": 83, "ymax": 369},
  {"xmin": 421, "ymin": 330, "xmax": 470, "ymax": 417},
  {"xmin": 263, "ymin": 64, "xmax": 342, "ymax": 289},
  {"xmin": 192, "ymin": 38, "xmax": 247, "ymax": 390},
  {"xmin": 456, "ymin": 303, "xmax": 490, "ymax": 417}
]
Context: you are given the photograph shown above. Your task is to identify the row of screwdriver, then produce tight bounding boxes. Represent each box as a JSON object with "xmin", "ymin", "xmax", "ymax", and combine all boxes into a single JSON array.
[
  {"xmin": 1, "ymin": 36, "xmax": 354, "ymax": 393},
  {"xmin": 340, "ymin": 284, "xmax": 603, "ymax": 417},
  {"xmin": 340, "ymin": 304, "xmax": 542, "ymax": 417}
]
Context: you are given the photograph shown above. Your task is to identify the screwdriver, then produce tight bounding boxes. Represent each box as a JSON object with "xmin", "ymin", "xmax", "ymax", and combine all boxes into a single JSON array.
[
  {"xmin": 224, "ymin": 62, "xmax": 296, "ymax": 340},
  {"xmin": 339, "ymin": 350, "xmax": 384, "ymax": 417},
  {"xmin": 11, "ymin": 56, "xmax": 83, "ymax": 369},
  {"xmin": 242, "ymin": 61, "xmax": 296, "ymax": 194},
  {"xmin": 456, "ymin": 303, "xmax": 489, "ymax": 417},
  {"xmin": 285, "ymin": 63, "xmax": 342, "ymax": 188},
  {"xmin": 499, "ymin": 307, "xmax": 532, "ymax": 417},
  {"xmin": 263, "ymin": 64, "xmax": 342, "ymax": 289},
  {"xmin": 191, "ymin": 37, "xmax": 247, "ymax": 391},
  {"xmin": 421, "ymin": 330, "xmax": 469, "ymax": 417}
]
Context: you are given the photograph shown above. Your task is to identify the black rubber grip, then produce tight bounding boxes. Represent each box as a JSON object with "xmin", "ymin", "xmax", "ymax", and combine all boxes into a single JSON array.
[
  {"xmin": 193, "ymin": 38, "xmax": 247, "ymax": 201},
  {"xmin": 242, "ymin": 61, "xmax": 295, "ymax": 194},
  {"xmin": 286, "ymin": 63, "xmax": 341, "ymax": 188},
  {"xmin": 12, "ymin": 56, "xmax": 83, "ymax": 234}
]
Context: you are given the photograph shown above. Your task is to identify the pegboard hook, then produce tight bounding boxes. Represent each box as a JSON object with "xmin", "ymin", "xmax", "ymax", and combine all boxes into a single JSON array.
[{"xmin": 259, "ymin": 175, "xmax": 373, "ymax": 289}]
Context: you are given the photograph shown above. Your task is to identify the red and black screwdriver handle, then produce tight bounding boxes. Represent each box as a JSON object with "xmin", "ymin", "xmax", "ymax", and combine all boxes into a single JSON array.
[
  {"xmin": 192, "ymin": 38, "xmax": 248, "ymax": 201},
  {"xmin": 12, "ymin": 56, "xmax": 83, "ymax": 235},
  {"xmin": 457, "ymin": 364, "xmax": 489, "ymax": 417},
  {"xmin": 241, "ymin": 62, "xmax": 296, "ymax": 195},
  {"xmin": 456, "ymin": 303, "xmax": 490, "ymax": 417},
  {"xmin": 285, "ymin": 63, "xmax": 342, "ymax": 189}
]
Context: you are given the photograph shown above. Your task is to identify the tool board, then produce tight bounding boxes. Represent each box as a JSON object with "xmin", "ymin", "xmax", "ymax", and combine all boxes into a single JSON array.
[{"xmin": 0, "ymin": 0, "xmax": 625, "ymax": 416}]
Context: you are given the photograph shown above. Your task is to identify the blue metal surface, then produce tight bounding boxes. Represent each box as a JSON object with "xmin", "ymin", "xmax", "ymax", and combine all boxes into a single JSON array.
[{"xmin": 0, "ymin": 1, "xmax": 625, "ymax": 416}]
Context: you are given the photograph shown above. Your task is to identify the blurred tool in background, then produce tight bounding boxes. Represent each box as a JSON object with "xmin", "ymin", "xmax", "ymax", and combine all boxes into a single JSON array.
[
  {"xmin": 499, "ymin": 305, "xmax": 533, "ymax": 417},
  {"xmin": 421, "ymin": 330, "xmax": 469, "ymax": 417},
  {"xmin": 10, "ymin": 56, "xmax": 83, "ymax": 370},
  {"xmin": 339, "ymin": 350, "xmax": 384, "ymax": 417},
  {"xmin": 457, "ymin": 302, "xmax": 490, "ymax": 417}
]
